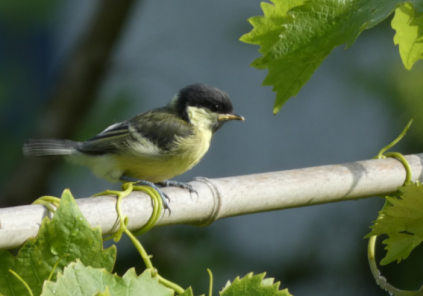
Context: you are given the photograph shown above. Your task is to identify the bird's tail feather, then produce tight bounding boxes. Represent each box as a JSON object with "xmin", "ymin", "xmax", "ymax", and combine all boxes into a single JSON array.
[{"xmin": 23, "ymin": 139, "xmax": 79, "ymax": 157}]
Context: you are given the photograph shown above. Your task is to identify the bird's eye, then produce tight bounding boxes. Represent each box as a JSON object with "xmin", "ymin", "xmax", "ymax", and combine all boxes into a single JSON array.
[{"xmin": 212, "ymin": 104, "xmax": 219, "ymax": 112}]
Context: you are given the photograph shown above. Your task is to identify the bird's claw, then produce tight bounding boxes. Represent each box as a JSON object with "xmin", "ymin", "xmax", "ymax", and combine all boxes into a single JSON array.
[{"xmin": 158, "ymin": 180, "xmax": 198, "ymax": 199}]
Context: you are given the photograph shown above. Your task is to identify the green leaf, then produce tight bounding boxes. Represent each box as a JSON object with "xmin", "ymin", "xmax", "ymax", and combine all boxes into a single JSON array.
[
  {"xmin": 380, "ymin": 233, "xmax": 423, "ymax": 265},
  {"xmin": 41, "ymin": 261, "xmax": 173, "ymax": 296},
  {"xmin": 0, "ymin": 189, "xmax": 117, "ymax": 296},
  {"xmin": 0, "ymin": 0, "xmax": 55, "ymax": 26},
  {"xmin": 240, "ymin": 0, "xmax": 306, "ymax": 54},
  {"xmin": 95, "ymin": 287, "xmax": 112, "ymax": 296},
  {"xmin": 220, "ymin": 272, "xmax": 292, "ymax": 296},
  {"xmin": 366, "ymin": 182, "xmax": 423, "ymax": 265},
  {"xmin": 241, "ymin": 0, "xmax": 423, "ymax": 114},
  {"xmin": 392, "ymin": 2, "xmax": 423, "ymax": 70},
  {"xmin": 179, "ymin": 287, "xmax": 195, "ymax": 296}
]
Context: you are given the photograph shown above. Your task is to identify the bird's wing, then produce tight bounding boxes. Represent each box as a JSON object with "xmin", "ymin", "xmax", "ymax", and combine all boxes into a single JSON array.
[
  {"xmin": 128, "ymin": 109, "xmax": 193, "ymax": 151},
  {"xmin": 77, "ymin": 110, "xmax": 193, "ymax": 155},
  {"xmin": 76, "ymin": 121, "xmax": 130, "ymax": 155}
]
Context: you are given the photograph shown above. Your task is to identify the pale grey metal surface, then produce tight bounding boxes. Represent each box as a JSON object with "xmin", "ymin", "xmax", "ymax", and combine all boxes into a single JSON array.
[{"xmin": 1, "ymin": 153, "xmax": 421, "ymax": 249}]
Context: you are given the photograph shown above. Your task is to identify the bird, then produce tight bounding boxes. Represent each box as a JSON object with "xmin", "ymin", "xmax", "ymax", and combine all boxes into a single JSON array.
[{"xmin": 23, "ymin": 84, "xmax": 244, "ymax": 210}]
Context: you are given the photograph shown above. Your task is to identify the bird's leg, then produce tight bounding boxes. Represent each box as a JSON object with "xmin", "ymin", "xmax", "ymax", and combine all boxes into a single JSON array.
[
  {"xmin": 120, "ymin": 176, "xmax": 170, "ymax": 210},
  {"xmin": 157, "ymin": 180, "xmax": 198, "ymax": 197}
]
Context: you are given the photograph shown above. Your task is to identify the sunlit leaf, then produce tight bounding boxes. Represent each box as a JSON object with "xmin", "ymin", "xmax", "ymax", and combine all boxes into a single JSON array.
[
  {"xmin": 0, "ymin": 190, "xmax": 116, "ymax": 296},
  {"xmin": 392, "ymin": 2, "xmax": 423, "ymax": 70},
  {"xmin": 241, "ymin": 0, "xmax": 423, "ymax": 114},
  {"xmin": 366, "ymin": 182, "xmax": 423, "ymax": 265},
  {"xmin": 220, "ymin": 272, "xmax": 292, "ymax": 296},
  {"xmin": 41, "ymin": 261, "xmax": 173, "ymax": 296}
]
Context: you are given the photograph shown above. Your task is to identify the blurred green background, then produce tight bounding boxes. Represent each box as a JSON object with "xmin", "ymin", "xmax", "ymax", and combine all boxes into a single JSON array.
[{"xmin": 1, "ymin": 1, "xmax": 423, "ymax": 295}]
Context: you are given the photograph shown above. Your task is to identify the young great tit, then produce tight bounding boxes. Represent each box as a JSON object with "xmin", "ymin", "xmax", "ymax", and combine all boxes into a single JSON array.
[{"xmin": 23, "ymin": 84, "xmax": 244, "ymax": 209}]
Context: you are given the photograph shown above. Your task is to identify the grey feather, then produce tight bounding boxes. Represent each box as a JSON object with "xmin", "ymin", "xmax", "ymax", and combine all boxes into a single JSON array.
[
  {"xmin": 23, "ymin": 139, "xmax": 79, "ymax": 157},
  {"xmin": 76, "ymin": 122, "xmax": 130, "ymax": 155}
]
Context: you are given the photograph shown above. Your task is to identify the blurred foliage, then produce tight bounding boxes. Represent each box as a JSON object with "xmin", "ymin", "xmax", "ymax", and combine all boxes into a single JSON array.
[
  {"xmin": 0, "ymin": 1, "xmax": 56, "ymax": 190},
  {"xmin": 392, "ymin": 63, "xmax": 423, "ymax": 149},
  {"xmin": 0, "ymin": 0, "xmax": 55, "ymax": 27},
  {"xmin": 0, "ymin": 0, "xmax": 132, "ymax": 191},
  {"xmin": 354, "ymin": 60, "xmax": 423, "ymax": 153}
]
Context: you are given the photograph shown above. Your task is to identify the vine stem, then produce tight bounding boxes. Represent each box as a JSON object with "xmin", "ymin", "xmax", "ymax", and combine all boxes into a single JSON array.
[
  {"xmin": 94, "ymin": 182, "xmax": 185, "ymax": 294},
  {"xmin": 384, "ymin": 152, "xmax": 412, "ymax": 185},
  {"xmin": 375, "ymin": 119, "xmax": 413, "ymax": 159},
  {"xmin": 368, "ymin": 235, "xmax": 423, "ymax": 296},
  {"xmin": 207, "ymin": 268, "xmax": 213, "ymax": 296},
  {"xmin": 32, "ymin": 195, "xmax": 61, "ymax": 213},
  {"xmin": 156, "ymin": 274, "xmax": 185, "ymax": 295},
  {"xmin": 123, "ymin": 224, "xmax": 154, "ymax": 270},
  {"xmin": 8, "ymin": 269, "xmax": 34, "ymax": 296},
  {"xmin": 48, "ymin": 254, "xmax": 69, "ymax": 281},
  {"xmin": 367, "ymin": 119, "xmax": 423, "ymax": 295}
]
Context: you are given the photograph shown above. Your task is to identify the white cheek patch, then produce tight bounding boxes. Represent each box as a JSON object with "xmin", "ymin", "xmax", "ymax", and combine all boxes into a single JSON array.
[{"xmin": 187, "ymin": 106, "xmax": 219, "ymax": 130}]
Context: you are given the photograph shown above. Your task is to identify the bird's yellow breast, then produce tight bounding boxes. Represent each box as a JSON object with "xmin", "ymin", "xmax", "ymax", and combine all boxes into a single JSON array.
[{"xmin": 114, "ymin": 126, "xmax": 212, "ymax": 183}]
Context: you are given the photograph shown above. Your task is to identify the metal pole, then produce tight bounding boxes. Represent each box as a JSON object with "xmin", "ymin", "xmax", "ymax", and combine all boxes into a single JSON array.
[{"xmin": 1, "ymin": 154, "xmax": 422, "ymax": 249}]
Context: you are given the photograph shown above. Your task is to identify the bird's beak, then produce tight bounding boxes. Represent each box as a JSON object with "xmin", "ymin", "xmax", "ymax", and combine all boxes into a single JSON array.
[{"xmin": 218, "ymin": 113, "xmax": 245, "ymax": 121}]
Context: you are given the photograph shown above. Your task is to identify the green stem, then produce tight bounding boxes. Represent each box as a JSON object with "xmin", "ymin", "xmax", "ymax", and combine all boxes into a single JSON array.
[
  {"xmin": 32, "ymin": 196, "xmax": 61, "ymax": 212},
  {"xmin": 207, "ymin": 269, "xmax": 213, "ymax": 296},
  {"xmin": 48, "ymin": 254, "xmax": 69, "ymax": 281},
  {"xmin": 375, "ymin": 119, "xmax": 413, "ymax": 159},
  {"xmin": 114, "ymin": 183, "xmax": 134, "ymax": 241},
  {"xmin": 368, "ymin": 235, "xmax": 421, "ymax": 295},
  {"xmin": 384, "ymin": 152, "xmax": 412, "ymax": 185},
  {"xmin": 95, "ymin": 182, "xmax": 184, "ymax": 294},
  {"xmin": 157, "ymin": 274, "xmax": 185, "ymax": 295},
  {"xmin": 8, "ymin": 269, "xmax": 34, "ymax": 296},
  {"xmin": 123, "ymin": 227, "xmax": 154, "ymax": 270},
  {"xmin": 33, "ymin": 201, "xmax": 57, "ymax": 213},
  {"xmin": 132, "ymin": 185, "xmax": 163, "ymax": 235}
]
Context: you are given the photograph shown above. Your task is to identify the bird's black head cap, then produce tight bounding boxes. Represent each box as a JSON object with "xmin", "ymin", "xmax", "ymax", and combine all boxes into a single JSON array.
[{"xmin": 176, "ymin": 84, "xmax": 234, "ymax": 123}]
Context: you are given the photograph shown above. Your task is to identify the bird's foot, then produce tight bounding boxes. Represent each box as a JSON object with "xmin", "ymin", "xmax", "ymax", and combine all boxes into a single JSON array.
[
  {"xmin": 135, "ymin": 180, "xmax": 171, "ymax": 211},
  {"xmin": 120, "ymin": 176, "xmax": 170, "ymax": 211},
  {"xmin": 157, "ymin": 180, "xmax": 198, "ymax": 198}
]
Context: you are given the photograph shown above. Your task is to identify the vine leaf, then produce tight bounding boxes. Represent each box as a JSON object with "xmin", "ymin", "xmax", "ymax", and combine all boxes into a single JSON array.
[
  {"xmin": 179, "ymin": 287, "xmax": 195, "ymax": 296},
  {"xmin": 241, "ymin": 0, "xmax": 423, "ymax": 114},
  {"xmin": 392, "ymin": 2, "xmax": 423, "ymax": 70},
  {"xmin": 0, "ymin": 189, "xmax": 116, "ymax": 296},
  {"xmin": 220, "ymin": 272, "xmax": 292, "ymax": 296},
  {"xmin": 41, "ymin": 261, "xmax": 173, "ymax": 296},
  {"xmin": 365, "ymin": 182, "xmax": 423, "ymax": 265},
  {"xmin": 95, "ymin": 287, "xmax": 112, "ymax": 296}
]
